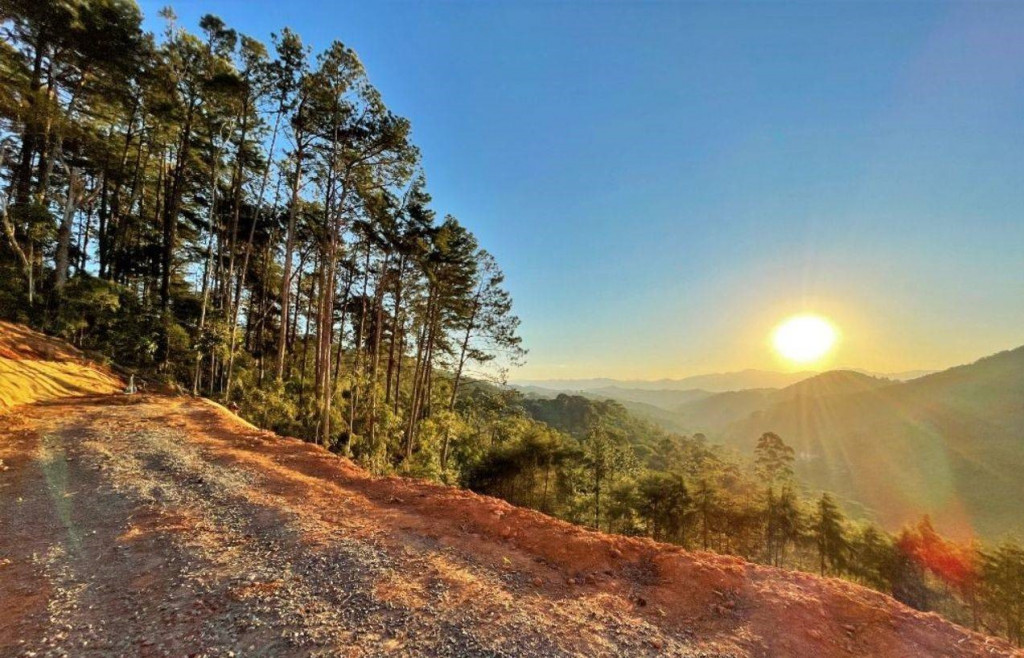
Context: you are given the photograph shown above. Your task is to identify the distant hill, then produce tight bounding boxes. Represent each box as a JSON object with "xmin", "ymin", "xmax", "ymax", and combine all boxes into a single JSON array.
[
  {"xmin": 587, "ymin": 386, "xmax": 713, "ymax": 410},
  {"xmin": 712, "ymin": 348, "xmax": 1024, "ymax": 539},
  {"xmin": 514, "ymin": 368, "xmax": 931, "ymax": 395},
  {"xmin": 521, "ymin": 393, "xmax": 666, "ymax": 449},
  {"xmin": 854, "ymin": 369, "xmax": 936, "ymax": 382},
  {"xmin": 513, "ymin": 385, "xmax": 704, "ymax": 434},
  {"xmin": 513, "ymin": 353, "xmax": 1024, "ymax": 538},
  {"xmin": 513, "ymin": 369, "xmax": 817, "ymax": 393},
  {"xmin": 667, "ymin": 372, "xmax": 892, "ymax": 435},
  {"xmin": 774, "ymin": 370, "xmax": 895, "ymax": 401},
  {"xmin": 607, "ymin": 398, "xmax": 694, "ymax": 435},
  {"xmin": 675, "ymin": 388, "xmax": 778, "ymax": 432}
]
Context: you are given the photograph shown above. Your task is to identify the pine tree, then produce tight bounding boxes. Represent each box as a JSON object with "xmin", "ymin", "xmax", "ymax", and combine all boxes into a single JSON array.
[{"xmin": 813, "ymin": 493, "xmax": 848, "ymax": 576}]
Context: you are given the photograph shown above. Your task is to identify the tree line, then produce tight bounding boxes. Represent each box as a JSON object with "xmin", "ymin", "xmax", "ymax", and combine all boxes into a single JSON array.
[
  {"xmin": 0, "ymin": 0, "xmax": 524, "ymax": 469},
  {"xmin": 1, "ymin": 1, "xmax": 1020, "ymax": 647}
]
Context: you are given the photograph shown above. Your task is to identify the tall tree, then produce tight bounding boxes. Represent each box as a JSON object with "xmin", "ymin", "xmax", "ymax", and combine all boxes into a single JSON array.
[{"xmin": 813, "ymin": 493, "xmax": 848, "ymax": 576}]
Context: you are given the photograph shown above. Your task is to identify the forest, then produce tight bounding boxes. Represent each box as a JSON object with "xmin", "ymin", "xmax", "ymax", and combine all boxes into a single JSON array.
[{"xmin": 0, "ymin": 0, "xmax": 1021, "ymax": 646}]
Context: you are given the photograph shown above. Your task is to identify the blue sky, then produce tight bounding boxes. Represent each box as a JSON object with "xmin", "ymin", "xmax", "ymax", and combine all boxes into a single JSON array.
[{"xmin": 142, "ymin": 1, "xmax": 1024, "ymax": 379}]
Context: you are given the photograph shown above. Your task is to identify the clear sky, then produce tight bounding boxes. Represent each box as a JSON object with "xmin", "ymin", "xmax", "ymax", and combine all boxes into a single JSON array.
[{"xmin": 141, "ymin": 1, "xmax": 1024, "ymax": 380}]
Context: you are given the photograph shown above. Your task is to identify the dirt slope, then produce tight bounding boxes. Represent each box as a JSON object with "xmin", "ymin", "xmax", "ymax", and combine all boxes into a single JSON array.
[
  {"xmin": 0, "ymin": 325, "xmax": 1019, "ymax": 657},
  {"xmin": 0, "ymin": 320, "xmax": 121, "ymax": 411}
]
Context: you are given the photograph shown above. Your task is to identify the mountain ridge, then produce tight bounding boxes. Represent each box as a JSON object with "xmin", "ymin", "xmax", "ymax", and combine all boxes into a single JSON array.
[
  {"xmin": 514, "ymin": 367, "xmax": 935, "ymax": 395},
  {"xmin": 517, "ymin": 345, "xmax": 1024, "ymax": 539},
  {"xmin": 715, "ymin": 345, "xmax": 1024, "ymax": 538}
]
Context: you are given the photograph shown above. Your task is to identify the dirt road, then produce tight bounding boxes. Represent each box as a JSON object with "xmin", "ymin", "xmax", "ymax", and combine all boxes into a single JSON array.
[{"xmin": 0, "ymin": 394, "xmax": 1016, "ymax": 657}]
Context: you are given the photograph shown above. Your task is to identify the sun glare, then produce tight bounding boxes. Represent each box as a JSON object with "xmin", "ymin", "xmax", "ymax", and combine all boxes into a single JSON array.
[{"xmin": 772, "ymin": 314, "xmax": 838, "ymax": 365}]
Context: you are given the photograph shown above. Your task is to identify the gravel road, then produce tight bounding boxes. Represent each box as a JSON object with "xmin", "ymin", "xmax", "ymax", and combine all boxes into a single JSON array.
[{"xmin": 0, "ymin": 395, "xmax": 714, "ymax": 658}]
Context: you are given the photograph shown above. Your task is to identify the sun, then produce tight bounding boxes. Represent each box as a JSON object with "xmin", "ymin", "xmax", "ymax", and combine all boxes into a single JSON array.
[{"xmin": 772, "ymin": 314, "xmax": 838, "ymax": 365}]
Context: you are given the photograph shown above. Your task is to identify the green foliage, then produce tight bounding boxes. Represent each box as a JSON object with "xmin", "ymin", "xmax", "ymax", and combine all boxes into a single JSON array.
[
  {"xmin": 237, "ymin": 378, "xmax": 298, "ymax": 435},
  {"xmin": 813, "ymin": 493, "xmax": 849, "ymax": 576},
  {"xmin": 636, "ymin": 471, "xmax": 691, "ymax": 543},
  {"xmin": 980, "ymin": 540, "xmax": 1024, "ymax": 645},
  {"xmin": 754, "ymin": 431, "xmax": 795, "ymax": 486}
]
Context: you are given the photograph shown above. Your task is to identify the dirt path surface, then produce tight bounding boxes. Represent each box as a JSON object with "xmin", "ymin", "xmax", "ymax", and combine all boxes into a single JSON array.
[{"xmin": 0, "ymin": 394, "xmax": 1018, "ymax": 657}]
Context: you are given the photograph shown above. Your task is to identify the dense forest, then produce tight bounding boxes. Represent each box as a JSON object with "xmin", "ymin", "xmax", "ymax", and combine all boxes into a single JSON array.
[{"xmin": 0, "ymin": 1, "xmax": 1021, "ymax": 646}]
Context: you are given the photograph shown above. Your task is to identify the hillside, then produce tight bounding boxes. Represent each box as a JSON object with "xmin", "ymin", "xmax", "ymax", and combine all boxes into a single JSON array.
[
  {"xmin": 591, "ymin": 356, "xmax": 1024, "ymax": 539},
  {"xmin": 649, "ymin": 371, "xmax": 893, "ymax": 435},
  {"xmin": 505, "ymin": 353, "xmax": 1024, "ymax": 540},
  {"xmin": 773, "ymin": 370, "xmax": 894, "ymax": 401},
  {"xmin": 675, "ymin": 388, "xmax": 779, "ymax": 434},
  {"xmin": 717, "ymin": 348, "xmax": 1024, "ymax": 538},
  {"xmin": 1, "ymin": 324, "xmax": 1018, "ymax": 656}
]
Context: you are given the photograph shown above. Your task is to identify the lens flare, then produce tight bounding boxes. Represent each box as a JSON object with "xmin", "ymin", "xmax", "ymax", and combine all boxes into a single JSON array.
[{"xmin": 772, "ymin": 314, "xmax": 838, "ymax": 364}]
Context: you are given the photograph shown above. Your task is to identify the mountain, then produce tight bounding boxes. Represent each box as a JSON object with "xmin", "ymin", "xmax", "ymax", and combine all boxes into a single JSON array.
[
  {"xmin": 513, "ymin": 369, "xmax": 817, "ymax": 393},
  {"xmin": 522, "ymin": 355, "xmax": 1024, "ymax": 539},
  {"xmin": 855, "ymin": 369, "xmax": 936, "ymax": 382},
  {"xmin": 610, "ymin": 398, "xmax": 694, "ymax": 434},
  {"xmin": 666, "ymin": 371, "xmax": 892, "ymax": 437},
  {"xmin": 513, "ymin": 385, "xmax": 707, "ymax": 433},
  {"xmin": 773, "ymin": 370, "xmax": 895, "ymax": 401},
  {"xmin": 714, "ymin": 348, "xmax": 1024, "ymax": 539},
  {"xmin": 675, "ymin": 388, "xmax": 779, "ymax": 433}
]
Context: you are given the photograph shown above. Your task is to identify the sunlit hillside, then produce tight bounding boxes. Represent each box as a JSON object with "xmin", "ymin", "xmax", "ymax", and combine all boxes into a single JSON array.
[{"xmin": 717, "ymin": 348, "xmax": 1024, "ymax": 538}]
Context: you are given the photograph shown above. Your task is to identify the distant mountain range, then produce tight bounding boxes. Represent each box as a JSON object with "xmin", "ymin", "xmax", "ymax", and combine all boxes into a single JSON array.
[
  {"xmin": 513, "ymin": 369, "xmax": 816, "ymax": 393},
  {"xmin": 514, "ymin": 352, "xmax": 1024, "ymax": 539},
  {"xmin": 513, "ymin": 368, "xmax": 932, "ymax": 394}
]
